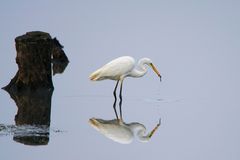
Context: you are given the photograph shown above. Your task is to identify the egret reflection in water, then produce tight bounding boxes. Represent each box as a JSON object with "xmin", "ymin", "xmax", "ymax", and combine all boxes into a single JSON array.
[
  {"xmin": 89, "ymin": 96, "xmax": 161, "ymax": 144},
  {"xmin": 89, "ymin": 117, "xmax": 161, "ymax": 144}
]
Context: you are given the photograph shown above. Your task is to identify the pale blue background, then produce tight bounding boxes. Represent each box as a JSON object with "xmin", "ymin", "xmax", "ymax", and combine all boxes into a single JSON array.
[{"xmin": 1, "ymin": 1, "xmax": 240, "ymax": 160}]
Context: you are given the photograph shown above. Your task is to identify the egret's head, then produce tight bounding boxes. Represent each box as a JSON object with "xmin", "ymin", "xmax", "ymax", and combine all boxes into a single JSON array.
[{"xmin": 138, "ymin": 58, "xmax": 162, "ymax": 81}]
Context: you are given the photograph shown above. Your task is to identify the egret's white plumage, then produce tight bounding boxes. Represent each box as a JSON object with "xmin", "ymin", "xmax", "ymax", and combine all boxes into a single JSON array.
[{"xmin": 90, "ymin": 56, "xmax": 161, "ymax": 82}]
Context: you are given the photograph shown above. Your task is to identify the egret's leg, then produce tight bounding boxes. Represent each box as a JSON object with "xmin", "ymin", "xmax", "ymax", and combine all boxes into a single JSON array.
[
  {"xmin": 113, "ymin": 80, "xmax": 119, "ymax": 98},
  {"xmin": 113, "ymin": 80, "xmax": 119, "ymax": 119},
  {"xmin": 119, "ymin": 80, "xmax": 123, "ymax": 120}
]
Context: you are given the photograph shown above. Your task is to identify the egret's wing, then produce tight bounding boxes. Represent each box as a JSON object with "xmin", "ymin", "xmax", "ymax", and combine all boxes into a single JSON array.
[
  {"xmin": 90, "ymin": 56, "xmax": 135, "ymax": 81},
  {"xmin": 98, "ymin": 56, "xmax": 135, "ymax": 80}
]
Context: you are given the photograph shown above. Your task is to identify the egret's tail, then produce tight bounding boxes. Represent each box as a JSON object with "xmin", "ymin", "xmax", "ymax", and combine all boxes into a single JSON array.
[{"xmin": 89, "ymin": 69, "xmax": 101, "ymax": 81}]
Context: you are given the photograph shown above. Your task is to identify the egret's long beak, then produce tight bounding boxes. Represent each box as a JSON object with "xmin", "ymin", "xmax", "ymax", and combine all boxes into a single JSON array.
[{"xmin": 150, "ymin": 63, "xmax": 162, "ymax": 81}]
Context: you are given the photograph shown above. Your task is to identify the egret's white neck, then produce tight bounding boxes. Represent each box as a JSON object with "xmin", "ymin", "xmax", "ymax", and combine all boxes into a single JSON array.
[{"xmin": 129, "ymin": 58, "xmax": 150, "ymax": 78}]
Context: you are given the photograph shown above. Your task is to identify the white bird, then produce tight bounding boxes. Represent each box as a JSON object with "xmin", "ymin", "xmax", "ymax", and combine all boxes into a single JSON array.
[
  {"xmin": 89, "ymin": 118, "xmax": 161, "ymax": 144},
  {"xmin": 89, "ymin": 56, "xmax": 161, "ymax": 98},
  {"xmin": 89, "ymin": 56, "xmax": 161, "ymax": 119}
]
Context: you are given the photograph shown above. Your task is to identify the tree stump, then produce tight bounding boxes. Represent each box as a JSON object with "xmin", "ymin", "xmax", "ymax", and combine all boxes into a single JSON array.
[{"xmin": 2, "ymin": 31, "xmax": 69, "ymax": 93}]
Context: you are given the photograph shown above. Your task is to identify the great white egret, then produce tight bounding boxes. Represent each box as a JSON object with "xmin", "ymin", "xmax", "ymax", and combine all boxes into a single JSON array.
[
  {"xmin": 89, "ymin": 118, "xmax": 161, "ymax": 144},
  {"xmin": 89, "ymin": 56, "xmax": 161, "ymax": 102}
]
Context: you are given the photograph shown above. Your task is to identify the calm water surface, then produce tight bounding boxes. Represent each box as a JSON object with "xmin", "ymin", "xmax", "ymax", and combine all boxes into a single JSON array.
[{"xmin": 1, "ymin": 54, "xmax": 239, "ymax": 159}]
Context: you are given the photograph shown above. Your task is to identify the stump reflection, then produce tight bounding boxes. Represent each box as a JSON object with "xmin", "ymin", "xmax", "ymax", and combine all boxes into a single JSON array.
[
  {"xmin": 7, "ymin": 88, "xmax": 53, "ymax": 145},
  {"xmin": 13, "ymin": 89, "xmax": 53, "ymax": 126}
]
